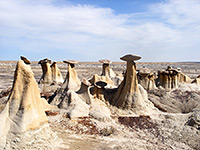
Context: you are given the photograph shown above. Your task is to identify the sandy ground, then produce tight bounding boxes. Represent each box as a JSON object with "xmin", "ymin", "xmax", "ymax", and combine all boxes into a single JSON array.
[{"xmin": 0, "ymin": 61, "xmax": 200, "ymax": 150}]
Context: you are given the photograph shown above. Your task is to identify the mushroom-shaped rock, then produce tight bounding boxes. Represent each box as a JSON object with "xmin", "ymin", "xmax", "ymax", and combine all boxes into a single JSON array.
[
  {"xmin": 38, "ymin": 58, "xmax": 52, "ymax": 84},
  {"xmin": 99, "ymin": 59, "xmax": 116, "ymax": 79},
  {"xmin": 89, "ymin": 74, "xmax": 114, "ymax": 88},
  {"xmin": 76, "ymin": 79, "xmax": 92, "ymax": 104},
  {"xmin": 0, "ymin": 60, "xmax": 52, "ymax": 146},
  {"xmin": 93, "ymin": 81, "xmax": 107, "ymax": 101},
  {"xmin": 157, "ymin": 69, "xmax": 179, "ymax": 89},
  {"xmin": 137, "ymin": 67, "xmax": 157, "ymax": 91},
  {"xmin": 99, "ymin": 59, "xmax": 111, "ymax": 64},
  {"xmin": 120, "ymin": 54, "xmax": 141, "ymax": 61},
  {"xmin": 63, "ymin": 60, "xmax": 78, "ymax": 68},
  {"xmin": 50, "ymin": 60, "xmax": 81, "ymax": 106},
  {"xmin": 51, "ymin": 62, "xmax": 64, "ymax": 84},
  {"xmin": 157, "ymin": 66, "xmax": 191, "ymax": 89},
  {"xmin": 111, "ymin": 54, "xmax": 141, "ymax": 109},
  {"xmin": 111, "ymin": 54, "xmax": 157, "ymax": 113},
  {"xmin": 20, "ymin": 56, "xmax": 31, "ymax": 64},
  {"xmin": 62, "ymin": 60, "xmax": 81, "ymax": 91}
]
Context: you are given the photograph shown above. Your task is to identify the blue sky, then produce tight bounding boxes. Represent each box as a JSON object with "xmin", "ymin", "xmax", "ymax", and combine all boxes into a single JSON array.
[{"xmin": 0, "ymin": 0, "xmax": 200, "ymax": 62}]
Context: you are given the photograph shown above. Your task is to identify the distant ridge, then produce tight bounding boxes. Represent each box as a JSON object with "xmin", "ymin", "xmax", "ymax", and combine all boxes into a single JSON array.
[
  {"xmin": 0, "ymin": 61, "xmax": 199, "ymax": 64},
  {"xmin": 177, "ymin": 61, "xmax": 200, "ymax": 63}
]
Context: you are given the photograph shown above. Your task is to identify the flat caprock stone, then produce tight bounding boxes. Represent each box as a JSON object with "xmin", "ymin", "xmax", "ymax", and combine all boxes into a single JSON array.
[
  {"xmin": 99, "ymin": 59, "xmax": 111, "ymax": 64},
  {"xmin": 120, "ymin": 54, "xmax": 141, "ymax": 61},
  {"xmin": 38, "ymin": 58, "xmax": 51, "ymax": 64},
  {"xmin": 95, "ymin": 81, "xmax": 107, "ymax": 88},
  {"xmin": 20, "ymin": 56, "xmax": 31, "ymax": 64},
  {"xmin": 51, "ymin": 61, "xmax": 57, "ymax": 66},
  {"xmin": 63, "ymin": 60, "xmax": 78, "ymax": 64}
]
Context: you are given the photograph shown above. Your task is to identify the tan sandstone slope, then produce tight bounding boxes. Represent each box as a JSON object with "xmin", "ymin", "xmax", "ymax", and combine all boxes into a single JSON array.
[
  {"xmin": 50, "ymin": 60, "xmax": 81, "ymax": 106},
  {"xmin": 51, "ymin": 61, "xmax": 64, "ymax": 84},
  {"xmin": 111, "ymin": 54, "xmax": 157, "ymax": 114},
  {"xmin": 0, "ymin": 58, "xmax": 53, "ymax": 148},
  {"xmin": 38, "ymin": 58, "xmax": 64, "ymax": 85},
  {"xmin": 157, "ymin": 66, "xmax": 192, "ymax": 89},
  {"xmin": 137, "ymin": 67, "xmax": 157, "ymax": 91},
  {"xmin": 99, "ymin": 59, "xmax": 116, "ymax": 78},
  {"xmin": 38, "ymin": 58, "xmax": 52, "ymax": 84}
]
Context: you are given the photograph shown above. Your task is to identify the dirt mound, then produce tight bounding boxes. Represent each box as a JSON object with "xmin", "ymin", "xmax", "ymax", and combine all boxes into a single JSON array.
[{"xmin": 149, "ymin": 84, "xmax": 200, "ymax": 113}]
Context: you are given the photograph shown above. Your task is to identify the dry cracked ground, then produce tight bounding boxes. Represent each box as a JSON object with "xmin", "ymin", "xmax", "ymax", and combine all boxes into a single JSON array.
[{"xmin": 0, "ymin": 61, "xmax": 200, "ymax": 150}]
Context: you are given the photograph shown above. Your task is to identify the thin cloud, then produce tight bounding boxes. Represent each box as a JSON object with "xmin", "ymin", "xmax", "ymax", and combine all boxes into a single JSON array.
[{"xmin": 0, "ymin": 0, "xmax": 200, "ymax": 61}]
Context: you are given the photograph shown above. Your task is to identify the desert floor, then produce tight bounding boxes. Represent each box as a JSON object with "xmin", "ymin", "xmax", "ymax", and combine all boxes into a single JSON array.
[{"xmin": 0, "ymin": 61, "xmax": 200, "ymax": 150}]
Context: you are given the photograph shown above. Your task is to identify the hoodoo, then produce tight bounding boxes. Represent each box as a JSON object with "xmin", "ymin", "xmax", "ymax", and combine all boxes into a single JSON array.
[
  {"xmin": 0, "ymin": 58, "xmax": 50, "ymax": 147},
  {"xmin": 157, "ymin": 66, "xmax": 179, "ymax": 89},
  {"xmin": 111, "ymin": 54, "xmax": 157, "ymax": 114},
  {"xmin": 76, "ymin": 78, "xmax": 92, "ymax": 105},
  {"xmin": 157, "ymin": 66, "xmax": 192, "ymax": 89},
  {"xmin": 51, "ymin": 61, "xmax": 64, "ymax": 84},
  {"xmin": 51, "ymin": 60, "xmax": 81, "ymax": 106},
  {"xmin": 93, "ymin": 81, "xmax": 107, "ymax": 101},
  {"xmin": 38, "ymin": 58, "xmax": 52, "ymax": 84},
  {"xmin": 62, "ymin": 60, "xmax": 81, "ymax": 91},
  {"xmin": 99, "ymin": 59, "xmax": 116, "ymax": 78},
  {"xmin": 111, "ymin": 54, "xmax": 141, "ymax": 109},
  {"xmin": 38, "ymin": 58, "xmax": 63, "ymax": 85},
  {"xmin": 137, "ymin": 67, "xmax": 157, "ymax": 91}
]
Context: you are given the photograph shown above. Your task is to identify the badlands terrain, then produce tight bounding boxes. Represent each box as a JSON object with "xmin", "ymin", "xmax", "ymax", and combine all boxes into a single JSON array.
[{"xmin": 0, "ymin": 57, "xmax": 200, "ymax": 150}]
